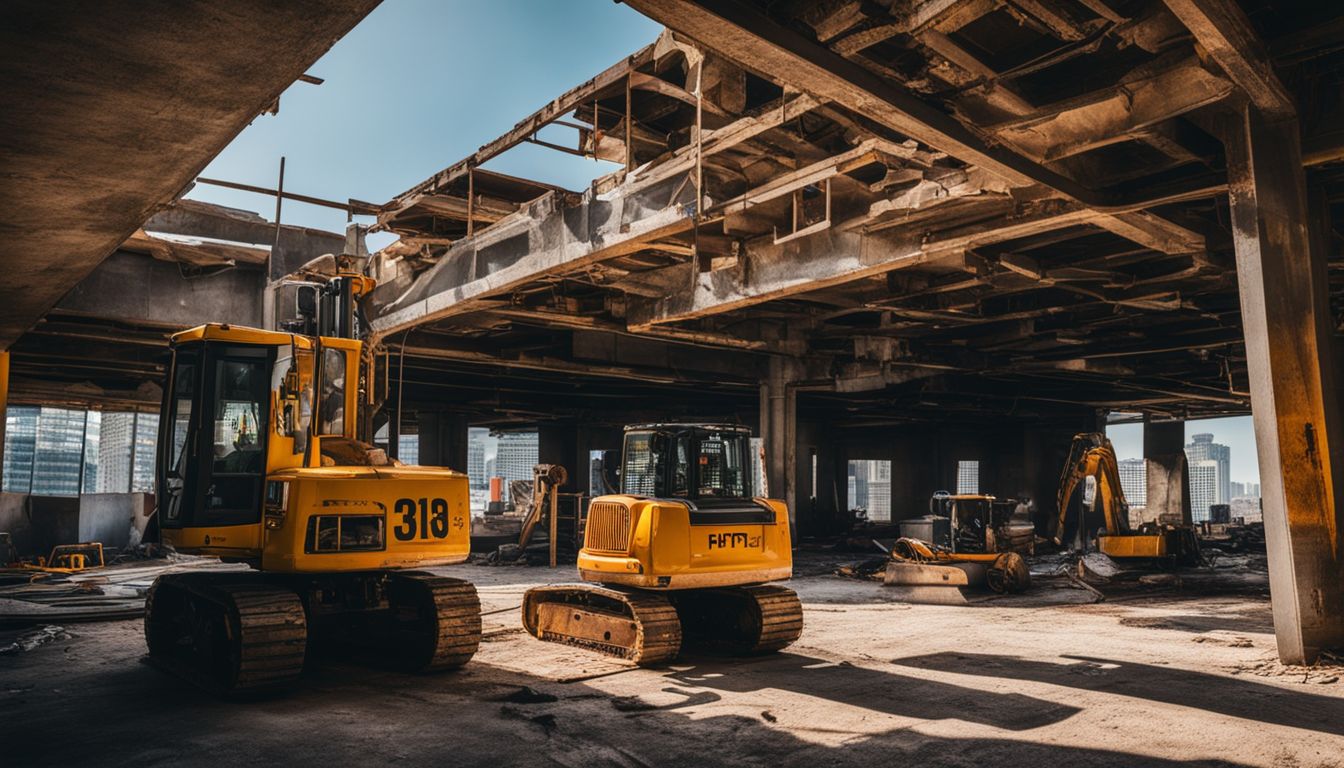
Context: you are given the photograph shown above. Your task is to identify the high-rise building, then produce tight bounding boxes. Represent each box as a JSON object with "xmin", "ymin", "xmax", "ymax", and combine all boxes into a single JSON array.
[
  {"xmin": 1188, "ymin": 459, "xmax": 1224, "ymax": 522},
  {"xmin": 397, "ymin": 434, "xmax": 419, "ymax": 465},
  {"xmin": 1118, "ymin": 458, "xmax": 1146, "ymax": 507},
  {"xmin": 98, "ymin": 412, "xmax": 136, "ymax": 492},
  {"xmin": 27, "ymin": 408, "xmax": 90, "ymax": 496},
  {"xmin": 1246, "ymin": 482, "xmax": 1260, "ymax": 497},
  {"xmin": 467, "ymin": 428, "xmax": 487, "ymax": 488},
  {"xmin": 847, "ymin": 460, "xmax": 891, "ymax": 521},
  {"xmin": 3, "ymin": 407, "xmax": 38, "ymax": 493},
  {"xmin": 81, "ymin": 411, "xmax": 100, "ymax": 493},
  {"xmin": 130, "ymin": 413, "xmax": 158, "ymax": 493},
  {"xmin": 1230, "ymin": 480, "xmax": 1245, "ymax": 499},
  {"xmin": 1186, "ymin": 433, "xmax": 1231, "ymax": 508},
  {"xmin": 495, "ymin": 432, "xmax": 538, "ymax": 505}
]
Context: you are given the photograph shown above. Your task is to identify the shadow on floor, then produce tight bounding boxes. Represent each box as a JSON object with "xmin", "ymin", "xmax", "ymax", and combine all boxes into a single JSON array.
[
  {"xmin": 5, "ymin": 652, "xmax": 1259, "ymax": 768},
  {"xmin": 664, "ymin": 651, "xmax": 1080, "ymax": 731},
  {"xmin": 893, "ymin": 651, "xmax": 1344, "ymax": 737},
  {"xmin": 1117, "ymin": 612, "xmax": 1274, "ymax": 634}
]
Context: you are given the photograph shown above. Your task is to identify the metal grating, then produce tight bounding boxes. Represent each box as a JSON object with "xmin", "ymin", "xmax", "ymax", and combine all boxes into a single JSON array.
[{"xmin": 584, "ymin": 500, "xmax": 632, "ymax": 553}]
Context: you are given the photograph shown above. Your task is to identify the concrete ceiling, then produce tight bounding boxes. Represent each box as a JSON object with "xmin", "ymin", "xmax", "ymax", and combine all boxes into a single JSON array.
[{"xmin": 0, "ymin": 0, "xmax": 381, "ymax": 350}]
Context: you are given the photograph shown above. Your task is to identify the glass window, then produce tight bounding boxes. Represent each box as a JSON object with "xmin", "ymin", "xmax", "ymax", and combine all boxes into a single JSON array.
[
  {"xmin": 671, "ymin": 435, "xmax": 691, "ymax": 497},
  {"xmin": 205, "ymin": 356, "xmax": 268, "ymax": 516},
  {"xmin": 272, "ymin": 345, "xmax": 311, "ymax": 453},
  {"xmin": 621, "ymin": 432, "xmax": 660, "ymax": 497},
  {"xmin": 848, "ymin": 459, "xmax": 892, "ymax": 522},
  {"xmin": 957, "ymin": 460, "xmax": 980, "ymax": 495},
  {"xmin": 319, "ymin": 348, "xmax": 347, "ymax": 436},
  {"xmin": 696, "ymin": 431, "xmax": 748, "ymax": 498}
]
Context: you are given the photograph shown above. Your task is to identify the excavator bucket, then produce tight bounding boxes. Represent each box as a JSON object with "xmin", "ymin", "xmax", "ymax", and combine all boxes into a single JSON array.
[{"xmin": 883, "ymin": 560, "xmax": 986, "ymax": 605}]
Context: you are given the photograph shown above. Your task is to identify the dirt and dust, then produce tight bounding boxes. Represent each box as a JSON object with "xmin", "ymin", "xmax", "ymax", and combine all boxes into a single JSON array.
[{"xmin": 1, "ymin": 559, "xmax": 1341, "ymax": 767}]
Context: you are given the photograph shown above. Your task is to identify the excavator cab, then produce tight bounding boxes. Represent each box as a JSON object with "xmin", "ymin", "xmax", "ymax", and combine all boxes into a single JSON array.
[{"xmin": 521, "ymin": 423, "xmax": 802, "ymax": 666}]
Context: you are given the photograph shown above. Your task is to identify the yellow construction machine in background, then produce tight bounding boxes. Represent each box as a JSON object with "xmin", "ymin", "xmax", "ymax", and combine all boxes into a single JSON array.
[
  {"xmin": 522, "ymin": 423, "xmax": 802, "ymax": 666},
  {"xmin": 1054, "ymin": 433, "xmax": 1200, "ymax": 566},
  {"xmin": 144, "ymin": 270, "xmax": 480, "ymax": 694}
]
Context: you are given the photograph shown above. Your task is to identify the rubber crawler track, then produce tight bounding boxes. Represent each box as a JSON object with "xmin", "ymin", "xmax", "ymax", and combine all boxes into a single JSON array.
[
  {"xmin": 522, "ymin": 583, "xmax": 803, "ymax": 665},
  {"xmin": 522, "ymin": 584, "xmax": 683, "ymax": 666},
  {"xmin": 388, "ymin": 571, "xmax": 481, "ymax": 672},
  {"xmin": 144, "ymin": 573, "xmax": 306, "ymax": 695}
]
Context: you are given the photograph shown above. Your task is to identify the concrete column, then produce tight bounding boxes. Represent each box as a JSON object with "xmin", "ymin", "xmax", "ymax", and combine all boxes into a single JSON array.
[
  {"xmin": 1144, "ymin": 418, "xmax": 1191, "ymax": 526},
  {"xmin": 759, "ymin": 357, "xmax": 797, "ymax": 535},
  {"xmin": 538, "ymin": 424, "xmax": 579, "ymax": 491},
  {"xmin": 1224, "ymin": 105, "xmax": 1344, "ymax": 664},
  {"xmin": 418, "ymin": 411, "xmax": 469, "ymax": 471}
]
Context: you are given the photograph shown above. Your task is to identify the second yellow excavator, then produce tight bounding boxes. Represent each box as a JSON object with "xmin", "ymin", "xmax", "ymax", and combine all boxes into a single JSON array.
[
  {"xmin": 521, "ymin": 424, "xmax": 802, "ymax": 665},
  {"xmin": 1054, "ymin": 432, "xmax": 1200, "ymax": 566}
]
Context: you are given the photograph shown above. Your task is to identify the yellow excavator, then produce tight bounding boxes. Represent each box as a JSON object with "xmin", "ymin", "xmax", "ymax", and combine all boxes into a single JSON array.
[
  {"xmin": 145, "ymin": 272, "xmax": 480, "ymax": 693},
  {"xmin": 1054, "ymin": 432, "xmax": 1200, "ymax": 565},
  {"xmin": 521, "ymin": 424, "xmax": 802, "ymax": 665}
]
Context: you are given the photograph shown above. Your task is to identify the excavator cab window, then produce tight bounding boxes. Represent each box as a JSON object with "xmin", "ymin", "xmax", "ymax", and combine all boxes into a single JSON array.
[
  {"xmin": 318, "ymin": 347, "xmax": 348, "ymax": 437},
  {"xmin": 619, "ymin": 427, "xmax": 752, "ymax": 501},
  {"xmin": 696, "ymin": 431, "xmax": 747, "ymax": 498},
  {"xmin": 158, "ymin": 342, "xmax": 273, "ymax": 528}
]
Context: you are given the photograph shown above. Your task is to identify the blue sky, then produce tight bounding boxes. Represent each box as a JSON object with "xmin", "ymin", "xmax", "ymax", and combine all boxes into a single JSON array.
[
  {"xmin": 1108, "ymin": 416, "xmax": 1260, "ymax": 484},
  {"xmin": 186, "ymin": 0, "xmax": 661, "ymax": 249}
]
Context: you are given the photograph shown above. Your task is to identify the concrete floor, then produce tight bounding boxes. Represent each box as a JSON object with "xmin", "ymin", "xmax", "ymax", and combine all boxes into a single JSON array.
[{"xmin": 3, "ymin": 558, "xmax": 1342, "ymax": 767}]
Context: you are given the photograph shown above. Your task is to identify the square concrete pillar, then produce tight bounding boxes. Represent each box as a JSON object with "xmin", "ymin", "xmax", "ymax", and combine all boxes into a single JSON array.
[
  {"xmin": 1144, "ymin": 418, "xmax": 1191, "ymax": 526},
  {"xmin": 417, "ymin": 411, "xmax": 469, "ymax": 471},
  {"xmin": 760, "ymin": 357, "xmax": 798, "ymax": 537},
  {"xmin": 1224, "ymin": 105, "xmax": 1344, "ymax": 664}
]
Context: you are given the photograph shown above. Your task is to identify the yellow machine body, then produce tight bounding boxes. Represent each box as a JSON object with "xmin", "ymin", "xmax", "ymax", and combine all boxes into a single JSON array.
[
  {"xmin": 522, "ymin": 423, "xmax": 802, "ymax": 665},
  {"xmin": 577, "ymin": 495, "xmax": 792, "ymax": 590},
  {"xmin": 1055, "ymin": 432, "xmax": 1200, "ymax": 564},
  {"xmin": 157, "ymin": 322, "xmax": 471, "ymax": 573},
  {"xmin": 1097, "ymin": 532, "xmax": 1172, "ymax": 559}
]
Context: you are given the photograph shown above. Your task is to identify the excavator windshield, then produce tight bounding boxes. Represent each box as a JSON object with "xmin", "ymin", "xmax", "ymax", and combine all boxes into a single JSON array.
[{"xmin": 620, "ymin": 425, "xmax": 752, "ymax": 500}]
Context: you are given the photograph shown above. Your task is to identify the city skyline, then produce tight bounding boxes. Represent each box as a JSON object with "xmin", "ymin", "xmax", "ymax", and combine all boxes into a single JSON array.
[{"xmin": 1107, "ymin": 415, "xmax": 1260, "ymax": 487}]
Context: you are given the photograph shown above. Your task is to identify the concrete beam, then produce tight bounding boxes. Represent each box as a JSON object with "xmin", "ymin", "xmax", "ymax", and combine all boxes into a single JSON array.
[
  {"xmin": 0, "ymin": 0, "xmax": 379, "ymax": 350},
  {"xmin": 624, "ymin": 0, "xmax": 1205, "ymax": 255},
  {"xmin": 371, "ymin": 188, "xmax": 694, "ymax": 339},
  {"xmin": 628, "ymin": 200, "xmax": 1111, "ymax": 328},
  {"xmin": 1162, "ymin": 0, "xmax": 1295, "ymax": 118},
  {"xmin": 991, "ymin": 56, "xmax": 1233, "ymax": 162},
  {"xmin": 1225, "ymin": 105, "xmax": 1344, "ymax": 664}
]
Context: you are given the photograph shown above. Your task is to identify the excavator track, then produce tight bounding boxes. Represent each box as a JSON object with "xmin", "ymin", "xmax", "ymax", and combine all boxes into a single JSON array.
[
  {"xmin": 522, "ymin": 584, "xmax": 683, "ymax": 666},
  {"xmin": 384, "ymin": 572, "xmax": 481, "ymax": 671},
  {"xmin": 673, "ymin": 584, "xmax": 803, "ymax": 655},
  {"xmin": 144, "ymin": 573, "xmax": 306, "ymax": 695}
]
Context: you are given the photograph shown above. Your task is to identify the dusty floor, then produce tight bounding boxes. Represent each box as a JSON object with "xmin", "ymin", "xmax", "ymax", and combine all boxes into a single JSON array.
[{"xmin": 2, "ymin": 557, "xmax": 1342, "ymax": 768}]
